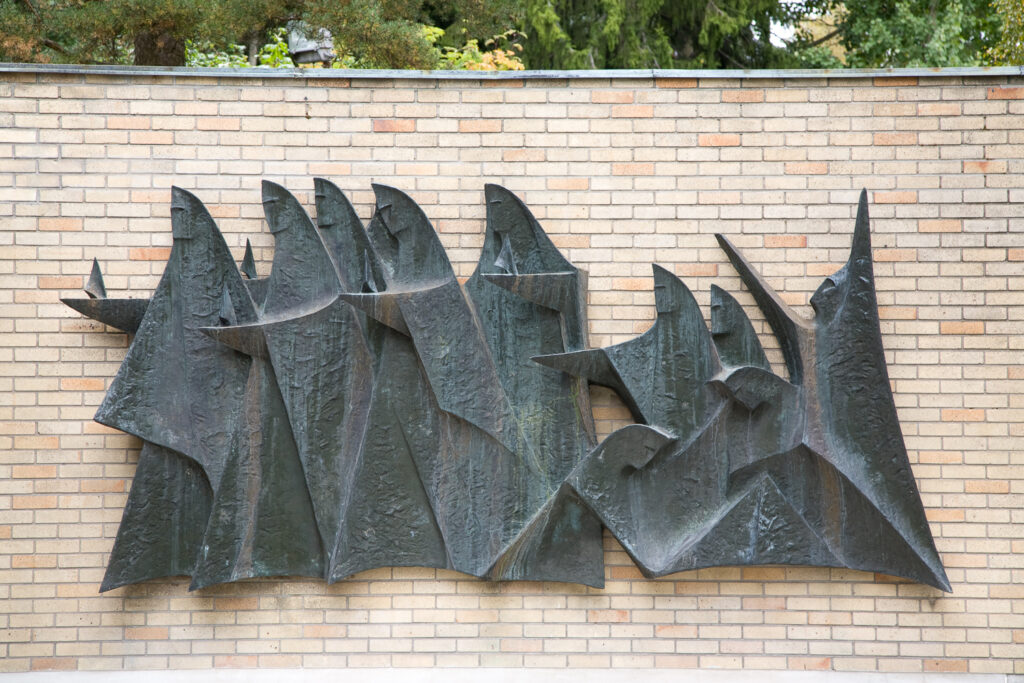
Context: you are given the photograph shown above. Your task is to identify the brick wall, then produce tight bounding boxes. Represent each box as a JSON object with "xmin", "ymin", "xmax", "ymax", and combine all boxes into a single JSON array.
[{"xmin": 0, "ymin": 66, "xmax": 1022, "ymax": 675}]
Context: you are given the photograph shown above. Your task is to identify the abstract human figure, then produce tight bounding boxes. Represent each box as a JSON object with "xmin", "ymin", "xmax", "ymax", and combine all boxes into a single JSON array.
[
  {"xmin": 340, "ymin": 184, "xmax": 604, "ymax": 585},
  {"xmin": 97, "ymin": 188, "xmax": 258, "ymax": 591}
]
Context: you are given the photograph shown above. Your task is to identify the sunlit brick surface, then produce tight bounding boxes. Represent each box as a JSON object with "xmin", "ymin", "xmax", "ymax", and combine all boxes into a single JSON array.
[{"xmin": 0, "ymin": 69, "xmax": 1022, "ymax": 674}]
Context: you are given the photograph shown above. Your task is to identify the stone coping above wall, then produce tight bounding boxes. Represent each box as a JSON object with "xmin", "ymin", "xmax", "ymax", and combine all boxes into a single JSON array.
[
  {"xmin": 1, "ymin": 62, "xmax": 1022, "ymax": 80},
  {"xmin": 2, "ymin": 669, "xmax": 1021, "ymax": 683}
]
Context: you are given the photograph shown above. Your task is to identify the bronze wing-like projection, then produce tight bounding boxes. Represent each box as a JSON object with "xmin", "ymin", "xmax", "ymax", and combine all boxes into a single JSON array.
[{"xmin": 63, "ymin": 184, "xmax": 948, "ymax": 593}]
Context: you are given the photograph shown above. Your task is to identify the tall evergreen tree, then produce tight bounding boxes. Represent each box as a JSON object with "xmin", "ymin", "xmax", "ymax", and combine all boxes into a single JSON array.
[{"xmin": 0, "ymin": 0, "xmax": 516, "ymax": 67}]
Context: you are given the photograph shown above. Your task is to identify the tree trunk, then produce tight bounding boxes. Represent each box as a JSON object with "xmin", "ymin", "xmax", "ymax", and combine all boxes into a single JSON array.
[
  {"xmin": 247, "ymin": 32, "xmax": 261, "ymax": 66},
  {"xmin": 134, "ymin": 29, "xmax": 186, "ymax": 66}
]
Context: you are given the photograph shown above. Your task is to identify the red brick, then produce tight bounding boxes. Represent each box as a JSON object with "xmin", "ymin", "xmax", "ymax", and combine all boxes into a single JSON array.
[
  {"xmin": 611, "ymin": 163, "xmax": 654, "ymax": 176},
  {"xmin": 722, "ymin": 90, "xmax": 764, "ymax": 103},
  {"xmin": 197, "ymin": 117, "xmax": 240, "ymax": 131},
  {"xmin": 655, "ymin": 78, "xmax": 697, "ymax": 88},
  {"xmin": 965, "ymin": 480, "xmax": 1010, "ymax": 494},
  {"xmin": 611, "ymin": 105, "xmax": 653, "ymax": 118},
  {"xmin": 788, "ymin": 657, "xmax": 831, "ymax": 670},
  {"xmin": 919, "ymin": 219, "xmax": 961, "ymax": 233},
  {"xmin": 785, "ymin": 162, "xmax": 827, "ymax": 175},
  {"xmin": 459, "ymin": 119, "xmax": 501, "ymax": 133},
  {"xmin": 872, "ymin": 192, "xmax": 917, "ymax": 205},
  {"xmin": 807, "ymin": 263, "xmax": 842, "ymax": 276},
  {"xmin": 14, "ymin": 436, "xmax": 59, "ymax": 449},
  {"xmin": 38, "ymin": 276, "xmax": 81, "ymax": 290},
  {"xmin": 874, "ymin": 248, "xmax": 917, "ymax": 261},
  {"xmin": 942, "ymin": 408, "xmax": 985, "ymax": 422},
  {"xmin": 874, "ymin": 77, "xmax": 918, "ymax": 86},
  {"xmin": 918, "ymin": 102, "xmax": 961, "ymax": 116},
  {"xmin": 676, "ymin": 263, "xmax": 718, "ymax": 277},
  {"xmin": 548, "ymin": 178, "xmax": 590, "ymax": 191},
  {"xmin": 941, "ymin": 321, "xmax": 984, "ymax": 335},
  {"xmin": 107, "ymin": 116, "xmax": 150, "ymax": 130},
  {"xmin": 31, "ymin": 658, "xmax": 76, "ymax": 671},
  {"xmin": 504, "ymin": 149, "xmax": 544, "ymax": 162},
  {"xmin": 699, "ymin": 134, "xmax": 740, "ymax": 147},
  {"xmin": 38, "ymin": 218, "xmax": 82, "ymax": 231},
  {"xmin": 925, "ymin": 659, "xmax": 968, "ymax": 672},
  {"xmin": 373, "ymin": 119, "xmax": 416, "ymax": 133},
  {"xmin": 964, "ymin": 160, "xmax": 1007, "ymax": 173},
  {"xmin": 592, "ymin": 91, "xmax": 634, "ymax": 104},
  {"xmin": 609, "ymin": 565, "xmax": 643, "ymax": 579},
  {"xmin": 874, "ymin": 132, "xmax": 917, "ymax": 146},
  {"xmin": 131, "ymin": 190, "xmax": 171, "ymax": 203},
  {"xmin": 12, "ymin": 465, "xmax": 56, "ymax": 478},
  {"xmin": 588, "ymin": 609, "xmax": 629, "ymax": 623},
  {"xmin": 215, "ymin": 597, "xmax": 259, "ymax": 610},
  {"xmin": 81, "ymin": 479, "xmax": 125, "ymax": 493},
  {"xmin": 614, "ymin": 277, "xmax": 652, "ymax": 291},
  {"xmin": 13, "ymin": 495, "xmax": 58, "ymax": 509},
  {"xmin": 764, "ymin": 235, "xmax": 807, "ymax": 248},
  {"xmin": 988, "ymin": 87, "xmax": 1024, "ymax": 99},
  {"xmin": 926, "ymin": 509, "xmax": 965, "ymax": 521},
  {"xmin": 129, "ymin": 247, "xmax": 172, "ymax": 261},
  {"xmin": 61, "ymin": 378, "xmax": 106, "ymax": 391},
  {"xmin": 878, "ymin": 307, "xmax": 917, "ymax": 320},
  {"xmin": 481, "ymin": 79, "xmax": 523, "ymax": 88},
  {"xmin": 215, "ymin": 656, "xmax": 259, "ymax": 668},
  {"xmin": 12, "ymin": 554, "xmax": 56, "ymax": 568}
]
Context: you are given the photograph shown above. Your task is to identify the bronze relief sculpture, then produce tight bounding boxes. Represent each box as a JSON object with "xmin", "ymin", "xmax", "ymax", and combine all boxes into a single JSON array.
[{"xmin": 61, "ymin": 183, "xmax": 950, "ymax": 593}]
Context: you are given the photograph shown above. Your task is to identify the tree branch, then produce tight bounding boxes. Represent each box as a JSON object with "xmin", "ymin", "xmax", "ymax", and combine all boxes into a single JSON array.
[
  {"xmin": 42, "ymin": 38, "xmax": 69, "ymax": 55},
  {"xmin": 802, "ymin": 28, "xmax": 840, "ymax": 48},
  {"xmin": 18, "ymin": 0, "xmax": 40, "ymax": 18}
]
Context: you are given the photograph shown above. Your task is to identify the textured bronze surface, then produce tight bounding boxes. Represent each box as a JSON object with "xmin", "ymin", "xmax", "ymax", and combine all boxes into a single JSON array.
[{"xmin": 63, "ymin": 184, "xmax": 948, "ymax": 592}]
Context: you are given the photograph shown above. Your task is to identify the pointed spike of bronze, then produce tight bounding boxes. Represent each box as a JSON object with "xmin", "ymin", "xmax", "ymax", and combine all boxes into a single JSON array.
[
  {"xmin": 84, "ymin": 258, "xmax": 107, "ymax": 299},
  {"xmin": 241, "ymin": 240, "xmax": 257, "ymax": 280},
  {"xmin": 850, "ymin": 188, "xmax": 872, "ymax": 271},
  {"xmin": 494, "ymin": 233, "xmax": 518, "ymax": 276},
  {"xmin": 218, "ymin": 284, "xmax": 236, "ymax": 327},
  {"xmin": 715, "ymin": 234, "xmax": 810, "ymax": 385}
]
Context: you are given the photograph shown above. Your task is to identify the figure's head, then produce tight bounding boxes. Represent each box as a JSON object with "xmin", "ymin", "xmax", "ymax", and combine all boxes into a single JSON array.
[
  {"xmin": 481, "ymin": 184, "xmax": 573, "ymax": 276},
  {"xmin": 170, "ymin": 187, "xmax": 215, "ymax": 241},
  {"xmin": 811, "ymin": 189, "xmax": 874, "ymax": 328},
  {"xmin": 368, "ymin": 184, "xmax": 454, "ymax": 286},
  {"xmin": 652, "ymin": 264, "xmax": 690, "ymax": 315}
]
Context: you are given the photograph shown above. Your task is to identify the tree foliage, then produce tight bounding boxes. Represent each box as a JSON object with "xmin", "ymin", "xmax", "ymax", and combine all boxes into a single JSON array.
[
  {"xmin": 987, "ymin": 0, "xmax": 1024, "ymax": 65},
  {"xmin": 834, "ymin": 0, "xmax": 1000, "ymax": 67},
  {"xmin": 0, "ymin": 0, "xmax": 517, "ymax": 67},
  {"xmin": 0, "ymin": 0, "xmax": 1012, "ymax": 68},
  {"xmin": 519, "ymin": 0, "xmax": 794, "ymax": 69}
]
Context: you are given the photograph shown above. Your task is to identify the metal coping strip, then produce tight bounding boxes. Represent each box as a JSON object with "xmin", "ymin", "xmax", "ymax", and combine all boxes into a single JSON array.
[{"xmin": 1, "ymin": 62, "xmax": 1022, "ymax": 80}]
